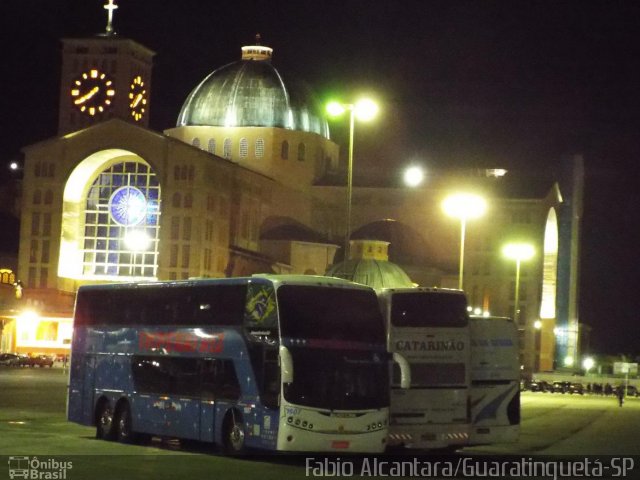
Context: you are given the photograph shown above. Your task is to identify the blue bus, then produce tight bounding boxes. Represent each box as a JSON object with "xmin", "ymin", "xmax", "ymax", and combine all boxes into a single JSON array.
[{"xmin": 67, "ymin": 275, "xmax": 390, "ymax": 453}]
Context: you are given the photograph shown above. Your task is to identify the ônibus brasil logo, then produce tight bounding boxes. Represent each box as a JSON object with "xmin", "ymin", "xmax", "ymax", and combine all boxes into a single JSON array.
[{"xmin": 8, "ymin": 457, "xmax": 72, "ymax": 479}]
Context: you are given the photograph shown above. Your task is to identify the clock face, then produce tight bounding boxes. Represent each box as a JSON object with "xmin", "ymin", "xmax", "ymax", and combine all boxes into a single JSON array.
[
  {"xmin": 70, "ymin": 69, "xmax": 115, "ymax": 116},
  {"xmin": 129, "ymin": 75, "xmax": 147, "ymax": 121}
]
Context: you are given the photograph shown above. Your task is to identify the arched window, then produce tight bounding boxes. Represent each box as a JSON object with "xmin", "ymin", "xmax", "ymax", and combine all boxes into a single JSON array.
[
  {"xmin": 297, "ymin": 143, "xmax": 306, "ymax": 161},
  {"xmin": 239, "ymin": 138, "xmax": 249, "ymax": 158},
  {"xmin": 255, "ymin": 139, "xmax": 265, "ymax": 158},
  {"xmin": 192, "ymin": 138, "xmax": 201, "ymax": 149},
  {"xmin": 184, "ymin": 193, "xmax": 193, "ymax": 208},
  {"xmin": 33, "ymin": 190, "xmax": 42, "ymax": 205},
  {"xmin": 281, "ymin": 141, "xmax": 289, "ymax": 160},
  {"xmin": 44, "ymin": 190, "xmax": 53, "ymax": 205},
  {"xmin": 82, "ymin": 161, "xmax": 160, "ymax": 278},
  {"xmin": 223, "ymin": 138, "xmax": 232, "ymax": 159},
  {"xmin": 172, "ymin": 193, "xmax": 182, "ymax": 208},
  {"xmin": 207, "ymin": 139, "xmax": 216, "ymax": 154}
]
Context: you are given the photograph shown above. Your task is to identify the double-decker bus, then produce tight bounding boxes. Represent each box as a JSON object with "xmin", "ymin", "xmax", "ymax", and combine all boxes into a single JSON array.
[
  {"xmin": 469, "ymin": 315, "xmax": 520, "ymax": 445},
  {"xmin": 378, "ymin": 287, "xmax": 471, "ymax": 451},
  {"xmin": 67, "ymin": 275, "xmax": 390, "ymax": 453}
]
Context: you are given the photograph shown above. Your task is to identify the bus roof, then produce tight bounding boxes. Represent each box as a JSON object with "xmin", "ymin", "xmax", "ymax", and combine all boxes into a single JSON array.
[
  {"xmin": 76, "ymin": 275, "xmax": 370, "ymax": 292},
  {"xmin": 469, "ymin": 315, "xmax": 514, "ymax": 323},
  {"xmin": 378, "ymin": 286, "xmax": 465, "ymax": 295}
]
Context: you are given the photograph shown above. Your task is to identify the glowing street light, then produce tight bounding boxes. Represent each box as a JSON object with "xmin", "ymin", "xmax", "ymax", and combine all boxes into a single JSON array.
[
  {"xmin": 124, "ymin": 229, "xmax": 151, "ymax": 277},
  {"xmin": 124, "ymin": 230, "xmax": 151, "ymax": 251},
  {"xmin": 583, "ymin": 357, "xmax": 595, "ymax": 374},
  {"xmin": 503, "ymin": 242, "xmax": 535, "ymax": 323},
  {"xmin": 442, "ymin": 193, "xmax": 487, "ymax": 290},
  {"xmin": 403, "ymin": 165, "xmax": 425, "ymax": 187},
  {"xmin": 327, "ymin": 98, "xmax": 379, "ymax": 260}
]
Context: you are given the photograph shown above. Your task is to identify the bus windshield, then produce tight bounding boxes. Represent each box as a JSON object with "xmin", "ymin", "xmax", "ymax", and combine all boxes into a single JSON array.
[
  {"xmin": 277, "ymin": 285, "xmax": 385, "ymax": 343},
  {"xmin": 390, "ymin": 291, "xmax": 468, "ymax": 328},
  {"xmin": 283, "ymin": 347, "xmax": 389, "ymax": 410}
]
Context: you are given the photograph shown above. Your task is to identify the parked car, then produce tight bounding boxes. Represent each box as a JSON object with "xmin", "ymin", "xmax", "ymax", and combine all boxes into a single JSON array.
[
  {"xmin": 529, "ymin": 380, "xmax": 551, "ymax": 392},
  {"xmin": 614, "ymin": 385, "xmax": 639, "ymax": 397},
  {"xmin": 551, "ymin": 381, "xmax": 571, "ymax": 394},
  {"xmin": 626, "ymin": 385, "xmax": 639, "ymax": 397},
  {"xmin": 24, "ymin": 355, "xmax": 54, "ymax": 368},
  {"xmin": 0, "ymin": 353, "xmax": 21, "ymax": 366},
  {"xmin": 568, "ymin": 382, "xmax": 584, "ymax": 395}
]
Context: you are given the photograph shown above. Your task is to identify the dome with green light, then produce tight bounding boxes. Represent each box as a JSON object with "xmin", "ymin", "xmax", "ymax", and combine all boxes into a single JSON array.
[
  {"xmin": 176, "ymin": 41, "xmax": 330, "ymax": 138},
  {"xmin": 326, "ymin": 239, "xmax": 415, "ymax": 290}
]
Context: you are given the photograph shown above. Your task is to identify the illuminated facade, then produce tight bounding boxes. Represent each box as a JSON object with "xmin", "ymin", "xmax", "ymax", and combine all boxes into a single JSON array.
[{"xmin": 5, "ymin": 4, "xmax": 582, "ymax": 372}]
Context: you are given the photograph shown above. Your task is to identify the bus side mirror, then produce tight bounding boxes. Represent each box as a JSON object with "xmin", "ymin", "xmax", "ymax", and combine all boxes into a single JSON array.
[
  {"xmin": 279, "ymin": 346, "xmax": 294, "ymax": 384},
  {"xmin": 393, "ymin": 352, "xmax": 411, "ymax": 389}
]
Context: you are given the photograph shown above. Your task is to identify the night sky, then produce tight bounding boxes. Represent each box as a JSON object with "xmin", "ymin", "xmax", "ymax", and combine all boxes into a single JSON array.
[{"xmin": 2, "ymin": 1, "xmax": 639, "ymax": 355}]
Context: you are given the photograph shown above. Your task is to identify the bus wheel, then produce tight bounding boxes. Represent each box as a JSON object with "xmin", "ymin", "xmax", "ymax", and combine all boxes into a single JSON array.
[
  {"xmin": 223, "ymin": 410, "xmax": 245, "ymax": 454},
  {"xmin": 115, "ymin": 402, "xmax": 135, "ymax": 444},
  {"xmin": 96, "ymin": 400, "xmax": 115, "ymax": 441}
]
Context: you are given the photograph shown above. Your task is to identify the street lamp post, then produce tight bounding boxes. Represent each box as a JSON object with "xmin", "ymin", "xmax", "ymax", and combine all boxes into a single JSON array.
[
  {"xmin": 327, "ymin": 99, "xmax": 378, "ymax": 261},
  {"xmin": 502, "ymin": 243, "xmax": 535, "ymax": 324},
  {"xmin": 442, "ymin": 193, "xmax": 487, "ymax": 290}
]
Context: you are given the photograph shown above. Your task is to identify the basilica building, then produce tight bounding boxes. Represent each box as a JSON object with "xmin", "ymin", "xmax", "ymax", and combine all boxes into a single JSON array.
[{"xmin": 2, "ymin": 5, "xmax": 583, "ymax": 376}]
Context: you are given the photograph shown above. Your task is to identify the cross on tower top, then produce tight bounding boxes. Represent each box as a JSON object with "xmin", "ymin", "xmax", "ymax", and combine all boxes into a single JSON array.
[{"xmin": 104, "ymin": 0, "xmax": 118, "ymax": 36}]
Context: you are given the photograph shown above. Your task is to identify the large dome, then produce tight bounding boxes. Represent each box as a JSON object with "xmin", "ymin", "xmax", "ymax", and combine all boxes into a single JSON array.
[{"xmin": 177, "ymin": 43, "xmax": 330, "ymax": 138}]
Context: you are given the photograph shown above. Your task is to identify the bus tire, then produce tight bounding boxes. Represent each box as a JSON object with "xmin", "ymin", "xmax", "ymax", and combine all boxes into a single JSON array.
[
  {"xmin": 95, "ymin": 399, "xmax": 115, "ymax": 441},
  {"xmin": 222, "ymin": 409, "xmax": 245, "ymax": 454},
  {"xmin": 115, "ymin": 401, "xmax": 135, "ymax": 444}
]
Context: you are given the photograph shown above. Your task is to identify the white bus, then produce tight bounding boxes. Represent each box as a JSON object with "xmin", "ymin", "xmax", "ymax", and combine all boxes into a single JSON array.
[
  {"xmin": 378, "ymin": 287, "xmax": 471, "ymax": 450},
  {"xmin": 469, "ymin": 315, "xmax": 520, "ymax": 445}
]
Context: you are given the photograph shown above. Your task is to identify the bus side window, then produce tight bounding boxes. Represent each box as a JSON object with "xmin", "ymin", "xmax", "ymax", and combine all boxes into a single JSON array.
[
  {"xmin": 170, "ymin": 358, "xmax": 200, "ymax": 397},
  {"xmin": 132, "ymin": 356, "xmax": 171, "ymax": 394},
  {"xmin": 219, "ymin": 360, "xmax": 241, "ymax": 400},
  {"xmin": 193, "ymin": 285, "xmax": 247, "ymax": 326},
  {"xmin": 200, "ymin": 359, "xmax": 241, "ymax": 401},
  {"xmin": 201, "ymin": 359, "xmax": 219, "ymax": 399}
]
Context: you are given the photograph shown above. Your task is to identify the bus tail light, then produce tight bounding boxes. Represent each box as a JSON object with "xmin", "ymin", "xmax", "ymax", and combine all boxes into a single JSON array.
[{"xmin": 331, "ymin": 440, "xmax": 350, "ymax": 449}]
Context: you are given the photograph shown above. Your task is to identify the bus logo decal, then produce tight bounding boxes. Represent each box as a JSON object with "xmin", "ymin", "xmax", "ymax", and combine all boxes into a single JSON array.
[
  {"xmin": 246, "ymin": 287, "xmax": 276, "ymax": 325},
  {"xmin": 395, "ymin": 339, "xmax": 465, "ymax": 352},
  {"xmin": 139, "ymin": 331, "xmax": 224, "ymax": 354}
]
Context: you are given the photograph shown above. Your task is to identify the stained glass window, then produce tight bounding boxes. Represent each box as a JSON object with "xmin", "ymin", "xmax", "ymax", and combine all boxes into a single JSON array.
[{"xmin": 82, "ymin": 161, "xmax": 161, "ymax": 278}]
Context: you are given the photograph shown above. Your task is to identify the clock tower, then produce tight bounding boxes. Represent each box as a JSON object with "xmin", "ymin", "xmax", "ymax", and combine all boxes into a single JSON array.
[{"xmin": 57, "ymin": 0, "xmax": 155, "ymax": 135}]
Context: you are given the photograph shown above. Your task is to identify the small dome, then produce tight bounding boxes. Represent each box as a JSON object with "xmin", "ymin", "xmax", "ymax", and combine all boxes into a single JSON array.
[
  {"xmin": 326, "ymin": 259, "xmax": 414, "ymax": 290},
  {"xmin": 177, "ymin": 41, "xmax": 330, "ymax": 138},
  {"xmin": 349, "ymin": 219, "xmax": 435, "ymax": 265}
]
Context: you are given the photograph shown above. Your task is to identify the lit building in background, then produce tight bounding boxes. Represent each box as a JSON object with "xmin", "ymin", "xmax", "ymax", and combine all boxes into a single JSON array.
[{"xmin": 1, "ymin": 3, "xmax": 582, "ymax": 374}]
